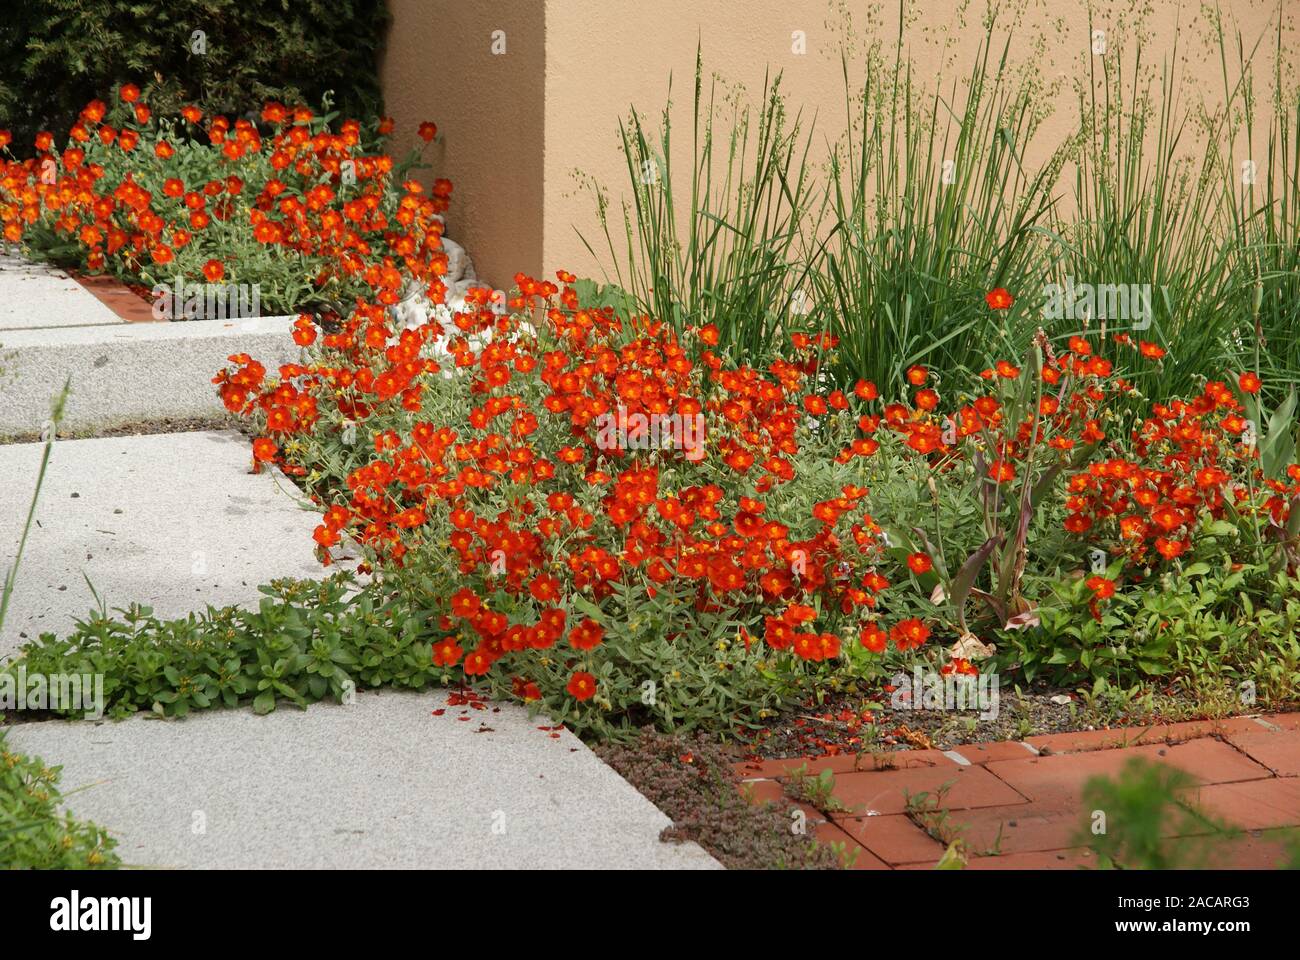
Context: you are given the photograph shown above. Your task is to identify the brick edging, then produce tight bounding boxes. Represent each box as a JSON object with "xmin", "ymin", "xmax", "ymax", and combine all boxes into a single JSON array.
[
  {"xmin": 734, "ymin": 714, "xmax": 1300, "ymax": 782},
  {"xmin": 69, "ymin": 271, "xmax": 160, "ymax": 322}
]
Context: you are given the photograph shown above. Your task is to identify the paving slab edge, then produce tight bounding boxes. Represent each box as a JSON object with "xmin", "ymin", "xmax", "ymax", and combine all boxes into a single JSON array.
[
  {"xmin": 3, "ymin": 691, "xmax": 725, "ymax": 870},
  {"xmin": 1, "ymin": 317, "xmax": 300, "ymax": 436}
]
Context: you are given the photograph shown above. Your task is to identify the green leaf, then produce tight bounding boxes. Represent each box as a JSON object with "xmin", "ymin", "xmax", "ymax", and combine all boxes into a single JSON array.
[
  {"xmin": 571, "ymin": 594, "xmax": 606, "ymax": 623},
  {"xmin": 949, "ymin": 534, "xmax": 1004, "ymax": 630}
]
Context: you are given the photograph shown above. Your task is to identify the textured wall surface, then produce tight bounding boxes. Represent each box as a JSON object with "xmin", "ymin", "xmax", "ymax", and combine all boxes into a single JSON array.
[
  {"xmin": 381, "ymin": 0, "xmax": 545, "ymax": 284},
  {"xmin": 383, "ymin": 0, "xmax": 1290, "ymax": 286}
]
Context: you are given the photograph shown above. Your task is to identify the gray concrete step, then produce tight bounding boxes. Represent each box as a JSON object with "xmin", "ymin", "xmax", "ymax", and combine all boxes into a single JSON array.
[
  {"xmin": 0, "ymin": 254, "xmax": 297, "ymax": 436},
  {"xmin": 0, "ymin": 430, "xmax": 321, "ymax": 663}
]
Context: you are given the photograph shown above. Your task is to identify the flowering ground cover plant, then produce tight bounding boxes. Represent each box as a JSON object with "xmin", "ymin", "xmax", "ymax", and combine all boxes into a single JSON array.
[
  {"xmin": 213, "ymin": 252, "xmax": 1300, "ymax": 736},
  {"xmin": 0, "ymin": 85, "xmax": 451, "ymax": 315},
  {"xmin": 2, "ymin": 81, "xmax": 1294, "ymax": 745},
  {"xmin": 219, "ymin": 281, "xmax": 886, "ymax": 735}
]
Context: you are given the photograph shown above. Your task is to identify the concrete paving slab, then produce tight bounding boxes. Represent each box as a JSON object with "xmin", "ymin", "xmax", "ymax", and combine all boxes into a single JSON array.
[
  {"xmin": 0, "ymin": 315, "xmax": 300, "ymax": 436},
  {"xmin": 0, "ymin": 253, "xmax": 123, "ymax": 330},
  {"xmin": 4, "ymin": 689, "xmax": 721, "ymax": 869},
  {"xmin": 0, "ymin": 430, "xmax": 322, "ymax": 662}
]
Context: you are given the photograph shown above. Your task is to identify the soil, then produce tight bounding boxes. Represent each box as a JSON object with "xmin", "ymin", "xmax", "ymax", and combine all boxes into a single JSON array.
[
  {"xmin": 595, "ymin": 728, "xmax": 844, "ymax": 869},
  {"xmin": 727, "ymin": 677, "xmax": 1261, "ymax": 759}
]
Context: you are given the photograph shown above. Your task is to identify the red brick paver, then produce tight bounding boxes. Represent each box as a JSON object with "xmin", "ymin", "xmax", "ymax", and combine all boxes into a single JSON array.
[
  {"xmin": 837, "ymin": 814, "xmax": 947, "ymax": 865},
  {"xmin": 986, "ymin": 738, "xmax": 1271, "ymax": 806},
  {"xmin": 731, "ymin": 748, "xmax": 954, "ymax": 780},
  {"xmin": 1026, "ymin": 716, "xmax": 1267, "ymax": 754},
  {"xmin": 943, "ymin": 740, "xmax": 1040, "ymax": 764},
  {"xmin": 1262, "ymin": 713, "xmax": 1300, "ymax": 731},
  {"xmin": 737, "ymin": 712, "xmax": 1300, "ymax": 869},
  {"xmin": 827, "ymin": 763, "xmax": 1027, "ymax": 818},
  {"xmin": 814, "ymin": 822, "xmax": 890, "ymax": 869},
  {"xmin": 1190, "ymin": 778, "xmax": 1300, "ymax": 831},
  {"xmin": 1221, "ymin": 729, "xmax": 1300, "ymax": 777}
]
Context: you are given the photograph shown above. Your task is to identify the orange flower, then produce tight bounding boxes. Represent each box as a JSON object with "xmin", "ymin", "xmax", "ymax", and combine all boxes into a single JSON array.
[
  {"xmin": 1238, "ymin": 371, "xmax": 1262, "ymax": 394},
  {"xmin": 1151, "ymin": 504, "xmax": 1185, "ymax": 532},
  {"xmin": 985, "ymin": 288, "xmax": 1014, "ymax": 310},
  {"xmin": 462, "ymin": 648, "xmax": 492, "ymax": 676},
  {"xmin": 119, "ymin": 82, "xmax": 141, "ymax": 103},
  {"xmin": 291, "ymin": 317, "xmax": 317, "ymax": 346},
  {"xmin": 941, "ymin": 657, "xmax": 979, "ymax": 677},
  {"xmin": 528, "ymin": 574, "xmax": 560, "ymax": 603},
  {"xmin": 859, "ymin": 622, "xmax": 887, "ymax": 653},
  {"xmin": 568, "ymin": 617, "xmax": 604, "ymax": 651},
  {"xmin": 1085, "ymin": 575, "xmax": 1116, "ymax": 599},
  {"xmin": 854, "ymin": 379, "xmax": 878, "ymax": 401},
  {"xmin": 988, "ymin": 460, "xmax": 1016, "ymax": 483},
  {"xmin": 450, "ymin": 588, "xmax": 482, "ymax": 619},
  {"xmin": 202, "ymin": 259, "xmax": 224, "ymax": 282},
  {"xmin": 417, "ymin": 121, "xmax": 438, "ymax": 142},
  {"xmin": 1155, "ymin": 537, "xmax": 1188, "ymax": 560},
  {"xmin": 432, "ymin": 638, "xmax": 464, "ymax": 667},
  {"xmin": 566, "ymin": 671, "xmax": 597, "ymax": 701},
  {"xmin": 890, "ymin": 618, "xmax": 930, "ymax": 651},
  {"xmin": 913, "ymin": 388, "xmax": 939, "ymax": 411},
  {"xmin": 1194, "ymin": 466, "xmax": 1228, "ymax": 489},
  {"xmin": 906, "ymin": 552, "xmax": 933, "ymax": 575},
  {"xmin": 862, "ymin": 570, "xmax": 890, "ymax": 592}
]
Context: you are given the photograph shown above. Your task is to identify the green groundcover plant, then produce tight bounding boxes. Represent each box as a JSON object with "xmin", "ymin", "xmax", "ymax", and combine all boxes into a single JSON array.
[
  {"xmin": 10, "ymin": 576, "xmax": 438, "ymax": 720},
  {"xmin": 0, "ymin": 729, "xmax": 120, "ymax": 869}
]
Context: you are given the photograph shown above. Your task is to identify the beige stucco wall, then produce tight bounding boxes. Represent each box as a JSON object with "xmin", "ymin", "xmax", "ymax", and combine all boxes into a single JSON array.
[
  {"xmin": 384, "ymin": 0, "xmax": 1291, "ymax": 287},
  {"xmin": 380, "ymin": 0, "xmax": 545, "ymax": 283}
]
